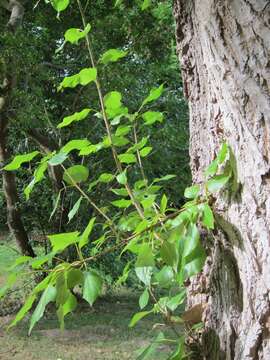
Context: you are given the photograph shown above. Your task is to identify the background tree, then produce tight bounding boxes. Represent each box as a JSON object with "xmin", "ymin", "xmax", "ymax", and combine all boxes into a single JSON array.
[{"xmin": 174, "ymin": 1, "xmax": 270, "ymax": 358}]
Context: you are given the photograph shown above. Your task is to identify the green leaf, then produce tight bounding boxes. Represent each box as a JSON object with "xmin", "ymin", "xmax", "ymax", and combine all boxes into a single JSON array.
[
  {"xmin": 64, "ymin": 24, "xmax": 91, "ymax": 45},
  {"xmin": 118, "ymin": 153, "xmax": 137, "ymax": 164},
  {"xmin": 142, "ymin": 84, "xmax": 164, "ymax": 106},
  {"xmin": 136, "ymin": 332, "xmax": 165, "ymax": 360},
  {"xmin": 68, "ymin": 196, "xmax": 83, "ymax": 222},
  {"xmin": 141, "ymin": 0, "xmax": 151, "ymax": 11},
  {"xmin": 167, "ymin": 290, "xmax": 186, "ymax": 312},
  {"xmin": 160, "ymin": 242, "xmax": 178, "ymax": 268},
  {"xmin": 31, "ymin": 253, "xmax": 55, "ymax": 269},
  {"xmin": 183, "ymin": 223, "xmax": 200, "ymax": 258},
  {"xmin": 160, "ymin": 194, "xmax": 167, "ymax": 213},
  {"xmin": 184, "ymin": 184, "xmax": 200, "ymax": 199},
  {"xmin": 98, "ymin": 173, "xmax": 115, "ymax": 183},
  {"xmin": 153, "ymin": 174, "xmax": 176, "ymax": 183},
  {"xmin": 204, "ymin": 159, "xmax": 218, "ymax": 177},
  {"xmin": 142, "ymin": 111, "xmax": 163, "ymax": 125},
  {"xmin": 129, "ymin": 310, "xmax": 153, "ymax": 328},
  {"xmin": 48, "ymin": 152, "xmax": 68, "ymax": 166},
  {"xmin": 24, "ymin": 161, "xmax": 48, "ymax": 199},
  {"xmin": 155, "ymin": 266, "xmax": 174, "ymax": 288},
  {"xmin": 83, "ymin": 271, "xmax": 103, "ymax": 306},
  {"xmin": 9, "ymin": 294, "xmax": 37, "ymax": 328},
  {"xmin": 140, "ymin": 147, "xmax": 152, "ymax": 157},
  {"xmin": 58, "ymin": 67, "xmax": 97, "ymax": 91},
  {"xmin": 112, "ymin": 135, "xmax": 129, "ymax": 147},
  {"xmin": 136, "ymin": 244, "xmax": 155, "ymax": 267},
  {"xmin": 79, "ymin": 68, "xmax": 97, "ymax": 85},
  {"xmin": 139, "ymin": 289, "xmax": 149, "ymax": 310},
  {"xmin": 51, "ymin": 0, "xmax": 69, "ymax": 12},
  {"xmin": 141, "ymin": 195, "xmax": 156, "ymax": 210},
  {"xmin": 104, "ymin": 91, "xmax": 122, "ymax": 110},
  {"xmin": 57, "ymin": 108, "xmax": 91, "ymax": 128},
  {"xmin": 168, "ymin": 336, "xmax": 185, "ymax": 360},
  {"xmin": 217, "ymin": 142, "xmax": 228, "ymax": 164},
  {"xmin": 0, "ymin": 273, "xmax": 17, "ymax": 299},
  {"xmin": 61, "ymin": 139, "xmax": 90, "ymax": 154},
  {"xmin": 135, "ymin": 267, "xmax": 152, "ymax": 286},
  {"xmin": 201, "ymin": 203, "xmax": 214, "ymax": 229},
  {"xmin": 8, "ymin": 256, "xmax": 31, "ymax": 270},
  {"xmin": 29, "ymin": 285, "xmax": 57, "ymax": 335},
  {"xmin": 111, "ymin": 188, "xmax": 128, "ymax": 196},
  {"xmin": 79, "ymin": 217, "xmax": 96, "ymax": 249},
  {"xmin": 57, "ymin": 292, "xmax": 77, "ymax": 330},
  {"xmin": 63, "ymin": 165, "xmax": 89, "ymax": 185},
  {"xmin": 116, "ymin": 171, "xmax": 127, "ymax": 185},
  {"xmin": 111, "ymin": 199, "xmax": 132, "ymax": 208},
  {"xmin": 184, "ymin": 250, "xmax": 206, "ymax": 278},
  {"xmin": 48, "ymin": 231, "xmax": 80, "ymax": 252},
  {"xmin": 100, "ymin": 49, "xmax": 128, "ymax": 64},
  {"xmin": 128, "ymin": 137, "xmax": 148, "ymax": 153},
  {"xmin": 49, "ymin": 191, "xmax": 62, "ymax": 220},
  {"xmin": 4, "ymin": 151, "xmax": 39, "ymax": 171},
  {"xmin": 206, "ymin": 174, "xmax": 230, "ymax": 192},
  {"xmin": 67, "ymin": 268, "xmax": 84, "ymax": 288},
  {"xmin": 115, "ymin": 125, "xmax": 131, "ymax": 137}
]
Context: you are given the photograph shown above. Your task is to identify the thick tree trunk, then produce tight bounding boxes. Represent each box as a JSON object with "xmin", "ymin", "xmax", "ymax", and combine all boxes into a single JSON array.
[{"xmin": 174, "ymin": 1, "xmax": 270, "ymax": 359}]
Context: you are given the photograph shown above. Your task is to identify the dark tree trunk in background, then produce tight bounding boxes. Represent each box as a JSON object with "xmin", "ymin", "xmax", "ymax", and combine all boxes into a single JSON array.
[
  {"xmin": 174, "ymin": 1, "xmax": 270, "ymax": 359},
  {"xmin": 0, "ymin": 115, "xmax": 35, "ymax": 257}
]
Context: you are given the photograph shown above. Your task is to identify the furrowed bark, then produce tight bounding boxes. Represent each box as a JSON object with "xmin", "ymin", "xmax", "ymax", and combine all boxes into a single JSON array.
[{"xmin": 174, "ymin": 0, "xmax": 270, "ymax": 359}]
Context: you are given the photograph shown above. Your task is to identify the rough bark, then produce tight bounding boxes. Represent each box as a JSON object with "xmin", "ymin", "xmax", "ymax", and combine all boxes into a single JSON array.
[{"xmin": 174, "ymin": 1, "xmax": 270, "ymax": 359}]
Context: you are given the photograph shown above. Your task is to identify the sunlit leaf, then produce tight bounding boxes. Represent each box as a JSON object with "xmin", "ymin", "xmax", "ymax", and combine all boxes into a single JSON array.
[
  {"xmin": 184, "ymin": 184, "xmax": 200, "ymax": 199},
  {"xmin": 142, "ymin": 111, "xmax": 163, "ymax": 125},
  {"xmin": 51, "ymin": 0, "xmax": 69, "ymax": 12},
  {"xmin": 68, "ymin": 196, "xmax": 83, "ymax": 222},
  {"xmin": 83, "ymin": 270, "xmax": 103, "ymax": 306},
  {"xmin": 79, "ymin": 217, "xmax": 96, "ymax": 249},
  {"xmin": 28, "ymin": 285, "xmax": 57, "ymax": 335},
  {"xmin": 129, "ymin": 310, "xmax": 153, "ymax": 327},
  {"xmin": 64, "ymin": 24, "xmax": 91, "ymax": 45},
  {"xmin": 100, "ymin": 49, "xmax": 128, "ymax": 64},
  {"xmin": 57, "ymin": 108, "xmax": 91, "ymax": 128},
  {"xmin": 139, "ymin": 289, "xmax": 149, "ymax": 310},
  {"xmin": 48, "ymin": 231, "xmax": 80, "ymax": 252},
  {"xmin": 63, "ymin": 165, "xmax": 89, "ymax": 185},
  {"xmin": 142, "ymin": 84, "xmax": 164, "ymax": 106},
  {"xmin": 4, "ymin": 151, "xmax": 39, "ymax": 171}
]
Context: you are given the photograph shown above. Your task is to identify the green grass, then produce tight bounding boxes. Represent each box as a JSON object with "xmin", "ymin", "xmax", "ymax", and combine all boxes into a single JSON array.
[
  {"xmin": 0, "ymin": 293, "xmax": 173, "ymax": 360},
  {"xmin": 0, "ymin": 236, "xmax": 18, "ymax": 285},
  {"xmin": 0, "ymin": 236, "xmax": 176, "ymax": 360}
]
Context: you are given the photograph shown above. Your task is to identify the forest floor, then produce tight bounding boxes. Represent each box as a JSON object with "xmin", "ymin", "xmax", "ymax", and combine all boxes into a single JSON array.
[{"xmin": 0, "ymin": 236, "xmax": 172, "ymax": 360}]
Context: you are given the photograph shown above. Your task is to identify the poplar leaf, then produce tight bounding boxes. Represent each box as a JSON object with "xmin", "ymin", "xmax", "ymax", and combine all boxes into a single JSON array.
[{"xmin": 4, "ymin": 151, "xmax": 40, "ymax": 171}]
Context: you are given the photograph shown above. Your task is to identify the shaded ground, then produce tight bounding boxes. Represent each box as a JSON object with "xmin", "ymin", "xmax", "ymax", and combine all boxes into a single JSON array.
[
  {"xmin": 0, "ymin": 237, "xmax": 173, "ymax": 360},
  {"xmin": 0, "ymin": 294, "xmax": 170, "ymax": 360}
]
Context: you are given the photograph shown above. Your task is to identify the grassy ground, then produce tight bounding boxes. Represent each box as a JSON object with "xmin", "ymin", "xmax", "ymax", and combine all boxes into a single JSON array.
[
  {"xmin": 0, "ymin": 293, "xmax": 172, "ymax": 360},
  {"xmin": 0, "ymin": 237, "xmax": 174, "ymax": 360}
]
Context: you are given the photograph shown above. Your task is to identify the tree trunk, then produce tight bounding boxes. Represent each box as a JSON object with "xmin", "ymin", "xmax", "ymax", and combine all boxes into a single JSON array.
[
  {"xmin": 0, "ymin": 50, "xmax": 35, "ymax": 257},
  {"xmin": 0, "ymin": 120, "xmax": 35, "ymax": 257},
  {"xmin": 174, "ymin": 1, "xmax": 270, "ymax": 359}
]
